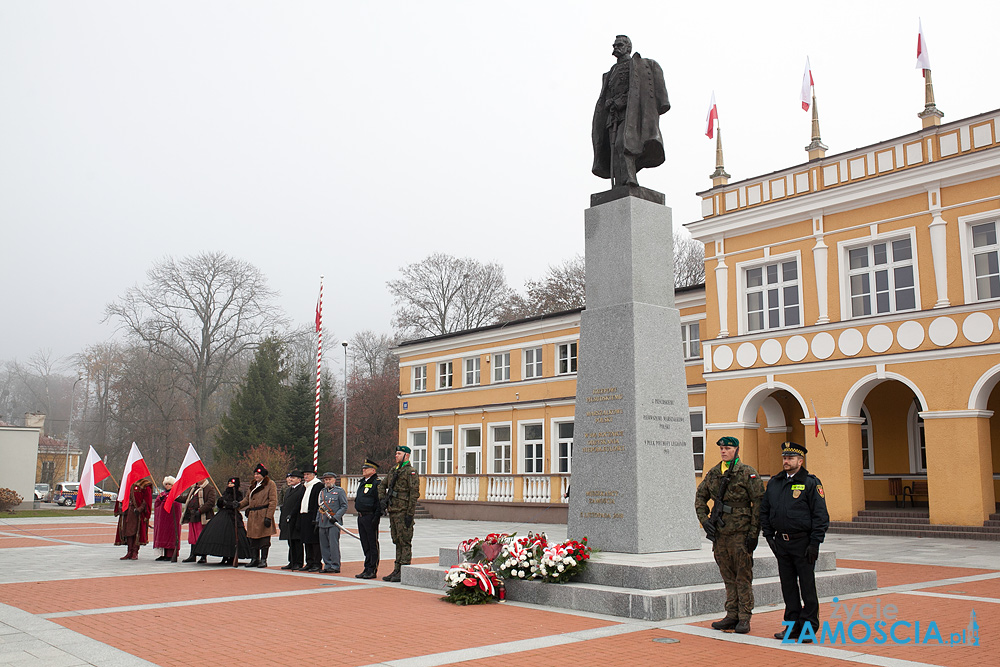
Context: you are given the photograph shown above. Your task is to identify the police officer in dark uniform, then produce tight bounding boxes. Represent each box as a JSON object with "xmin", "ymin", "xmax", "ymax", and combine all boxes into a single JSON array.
[
  {"xmin": 354, "ymin": 458, "xmax": 384, "ymax": 580},
  {"xmin": 760, "ymin": 442, "xmax": 830, "ymax": 642}
]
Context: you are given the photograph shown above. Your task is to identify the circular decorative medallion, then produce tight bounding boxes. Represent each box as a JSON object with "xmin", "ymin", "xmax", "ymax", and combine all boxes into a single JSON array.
[
  {"xmin": 962, "ymin": 312, "xmax": 994, "ymax": 343},
  {"xmin": 811, "ymin": 332, "xmax": 836, "ymax": 359},
  {"xmin": 896, "ymin": 320, "xmax": 925, "ymax": 350},
  {"xmin": 736, "ymin": 343, "xmax": 758, "ymax": 368},
  {"xmin": 786, "ymin": 335, "xmax": 809, "ymax": 362},
  {"xmin": 838, "ymin": 329, "xmax": 863, "ymax": 356},
  {"xmin": 928, "ymin": 317, "xmax": 958, "ymax": 346},
  {"xmin": 713, "ymin": 345, "xmax": 734, "ymax": 370},
  {"xmin": 866, "ymin": 324, "xmax": 894, "ymax": 353},
  {"xmin": 760, "ymin": 339, "xmax": 783, "ymax": 365}
]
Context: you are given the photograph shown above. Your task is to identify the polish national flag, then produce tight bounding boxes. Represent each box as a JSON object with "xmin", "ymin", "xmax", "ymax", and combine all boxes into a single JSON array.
[
  {"xmin": 75, "ymin": 446, "xmax": 112, "ymax": 509},
  {"xmin": 814, "ymin": 414, "xmax": 822, "ymax": 438},
  {"xmin": 705, "ymin": 92, "xmax": 719, "ymax": 139},
  {"xmin": 164, "ymin": 444, "xmax": 211, "ymax": 513},
  {"xmin": 915, "ymin": 19, "xmax": 932, "ymax": 73},
  {"xmin": 800, "ymin": 57, "xmax": 814, "ymax": 111},
  {"xmin": 119, "ymin": 442, "xmax": 152, "ymax": 511}
]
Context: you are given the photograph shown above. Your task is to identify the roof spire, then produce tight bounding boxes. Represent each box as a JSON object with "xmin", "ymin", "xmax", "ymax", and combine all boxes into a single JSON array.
[
  {"xmin": 918, "ymin": 68, "xmax": 944, "ymax": 128},
  {"xmin": 805, "ymin": 93, "xmax": 828, "ymax": 160},
  {"xmin": 710, "ymin": 125, "xmax": 730, "ymax": 186}
]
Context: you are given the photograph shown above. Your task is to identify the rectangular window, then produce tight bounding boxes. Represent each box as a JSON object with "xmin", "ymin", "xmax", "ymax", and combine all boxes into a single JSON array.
[
  {"xmin": 491, "ymin": 425, "xmax": 511, "ymax": 474},
  {"xmin": 681, "ymin": 322, "xmax": 701, "ymax": 359},
  {"xmin": 745, "ymin": 259, "xmax": 801, "ymax": 332},
  {"xmin": 556, "ymin": 421, "xmax": 573, "ymax": 473},
  {"xmin": 557, "ymin": 342, "xmax": 578, "ymax": 375},
  {"xmin": 410, "ymin": 430, "xmax": 427, "ymax": 474},
  {"xmin": 522, "ymin": 423, "xmax": 544, "ymax": 473},
  {"xmin": 523, "ymin": 347, "xmax": 543, "ymax": 379},
  {"xmin": 438, "ymin": 361, "xmax": 453, "ymax": 389},
  {"xmin": 972, "ymin": 221, "xmax": 1000, "ymax": 300},
  {"xmin": 493, "ymin": 352, "xmax": 510, "ymax": 383},
  {"xmin": 412, "ymin": 365, "xmax": 427, "ymax": 392},
  {"xmin": 690, "ymin": 409, "xmax": 705, "ymax": 473},
  {"xmin": 464, "ymin": 357, "xmax": 481, "ymax": 386},
  {"xmin": 463, "ymin": 428, "xmax": 481, "ymax": 474},
  {"xmin": 848, "ymin": 237, "xmax": 917, "ymax": 317},
  {"xmin": 435, "ymin": 429, "xmax": 453, "ymax": 474}
]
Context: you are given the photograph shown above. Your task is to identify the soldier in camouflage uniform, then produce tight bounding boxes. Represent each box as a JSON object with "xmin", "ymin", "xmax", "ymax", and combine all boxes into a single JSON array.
[
  {"xmin": 378, "ymin": 445, "xmax": 420, "ymax": 582},
  {"xmin": 695, "ymin": 436, "xmax": 765, "ymax": 634}
]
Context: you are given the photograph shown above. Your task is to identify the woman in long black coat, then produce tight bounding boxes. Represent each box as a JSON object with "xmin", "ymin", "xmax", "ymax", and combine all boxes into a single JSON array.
[{"xmin": 193, "ymin": 477, "xmax": 251, "ymax": 565}]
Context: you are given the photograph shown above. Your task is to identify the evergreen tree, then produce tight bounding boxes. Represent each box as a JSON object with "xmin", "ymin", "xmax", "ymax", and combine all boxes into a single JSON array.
[
  {"xmin": 214, "ymin": 336, "xmax": 288, "ymax": 458},
  {"xmin": 283, "ymin": 368, "xmax": 318, "ymax": 467}
]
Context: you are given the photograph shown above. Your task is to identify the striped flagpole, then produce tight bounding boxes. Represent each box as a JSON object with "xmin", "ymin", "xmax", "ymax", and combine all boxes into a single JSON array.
[{"xmin": 314, "ymin": 276, "xmax": 324, "ymax": 472}]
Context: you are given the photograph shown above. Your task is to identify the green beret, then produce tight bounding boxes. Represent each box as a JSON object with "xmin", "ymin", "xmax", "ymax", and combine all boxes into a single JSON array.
[
  {"xmin": 397, "ymin": 445, "xmax": 411, "ymax": 454},
  {"xmin": 716, "ymin": 436, "xmax": 740, "ymax": 448}
]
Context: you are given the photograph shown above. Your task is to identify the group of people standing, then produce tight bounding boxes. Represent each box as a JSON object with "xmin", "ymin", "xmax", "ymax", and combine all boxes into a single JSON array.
[
  {"xmin": 696, "ymin": 437, "xmax": 830, "ymax": 642},
  {"xmin": 112, "ymin": 445, "xmax": 422, "ymax": 582}
]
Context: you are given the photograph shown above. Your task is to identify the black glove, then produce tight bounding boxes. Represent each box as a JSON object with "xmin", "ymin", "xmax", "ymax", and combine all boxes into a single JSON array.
[
  {"xmin": 703, "ymin": 521, "xmax": 716, "ymax": 541},
  {"xmin": 766, "ymin": 536, "xmax": 777, "ymax": 553},
  {"xmin": 806, "ymin": 542, "xmax": 820, "ymax": 564},
  {"xmin": 745, "ymin": 534, "xmax": 759, "ymax": 553},
  {"xmin": 379, "ymin": 499, "xmax": 389, "ymax": 515},
  {"xmin": 404, "ymin": 514, "xmax": 413, "ymax": 528},
  {"xmin": 263, "ymin": 517, "xmax": 272, "ymax": 528}
]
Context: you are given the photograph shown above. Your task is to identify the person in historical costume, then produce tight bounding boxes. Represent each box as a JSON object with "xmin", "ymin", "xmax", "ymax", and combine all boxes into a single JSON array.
[
  {"xmin": 354, "ymin": 458, "xmax": 383, "ymax": 579},
  {"xmin": 297, "ymin": 466, "xmax": 324, "ymax": 572},
  {"xmin": 114, "ymin": 478, "xmax": 153, "ymax": 560},
  {"xmin": 316, "ymin": 472, "xmax": 348, "ymax": 573},
  {"xmin": 181, "ymin": 478, "xmax": 216, "ymax": 563},
  {"xmin": 591, "ymin": 34, "xmax": 670, "ymax": 188},
  {"xmin": 279, "ymin": 470, "xmax": 305, "ymax": 570},
  {"xmin": 378, "ymin": 446, "xmax": 420, "ymax": 582},
  {"xmin": 152, "ymin": 476, "xmax": 183, "ymax": 561},
  {"xmin": 238, "ymin": 463, "xmax": 277, "ymax": 568},
  {"xmin": 193, "ymin": 476, "xmax": 251, "ymax": 565}
]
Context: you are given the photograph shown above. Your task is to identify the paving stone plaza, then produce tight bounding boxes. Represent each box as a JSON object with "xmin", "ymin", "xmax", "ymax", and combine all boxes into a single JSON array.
[{"xmin": 1, "ymin": 514, "xmax": 998, "ymax": 666}]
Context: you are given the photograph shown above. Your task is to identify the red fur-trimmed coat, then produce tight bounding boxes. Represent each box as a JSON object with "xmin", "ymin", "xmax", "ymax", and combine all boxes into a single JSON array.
[{"xmin": 115, "ymin": 480, "xmax": 153, "ymax": 546}]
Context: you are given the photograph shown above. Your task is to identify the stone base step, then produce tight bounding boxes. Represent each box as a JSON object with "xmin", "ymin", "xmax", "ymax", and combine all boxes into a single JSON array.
[{"xmin": 828, "ymin": 522, "xmax": 1000, "ymax": 541}]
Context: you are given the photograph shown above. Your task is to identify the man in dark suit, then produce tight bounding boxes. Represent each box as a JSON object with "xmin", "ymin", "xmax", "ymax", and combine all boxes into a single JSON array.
[
  {"xmin": 297, "ymin": 466, "xmax": 324, "ymax": 572},
  {"xmin": 279, "ymin": 471, "xmax": 305, "ymax": 570}
]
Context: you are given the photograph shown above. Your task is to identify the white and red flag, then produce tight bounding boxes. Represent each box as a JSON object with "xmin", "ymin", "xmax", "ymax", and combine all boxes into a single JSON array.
[
  {"xmin": 915, "ymin": 19, "xmax": 932, "ymax": 73},
  {"xmin": 119, "ymin": 442, "xmax": 152, "ymax": 510},
  {"xmin": 705, "ymin": 92, "xmax": 719, "ymax": 139},
  {"xmin": 75, "ymin": 446, "xmax": 112, "ymax": 509},
  {"xmin": 800, "ymin": 57, "xmax": 814, "ymax": 111},
  {"xmin": 164, "ymin": 444, "xmax": 211, "ymax": 513}
]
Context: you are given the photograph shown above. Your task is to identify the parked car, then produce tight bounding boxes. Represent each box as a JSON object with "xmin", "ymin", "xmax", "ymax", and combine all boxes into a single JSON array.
[
  {"xmin": 51, "ymin": 482, "xmax": 117, "ymax": 506},
  {"xmin": 34, "ymin": 483, "xmax": 50, "ymax": 501}
]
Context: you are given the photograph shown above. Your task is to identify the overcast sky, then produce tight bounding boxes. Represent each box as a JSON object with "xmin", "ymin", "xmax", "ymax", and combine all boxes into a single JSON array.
[{"xmin": 2, "ymin": 1, "xmax": 998, "ymax": 367}]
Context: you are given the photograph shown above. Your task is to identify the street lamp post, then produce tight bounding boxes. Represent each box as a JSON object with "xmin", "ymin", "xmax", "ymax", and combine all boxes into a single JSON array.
[
  {"xmin": 65, "ymin": 377, "xmax": 84, "ymax": 483},
  {"xmin": 342, "ymin": 340, "xmax": 349, "ymax": 475}
]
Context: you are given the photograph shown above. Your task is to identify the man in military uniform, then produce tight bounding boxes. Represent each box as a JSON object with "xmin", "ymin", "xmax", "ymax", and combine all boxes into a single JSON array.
[
  {"xmin": 695, "ymin": 436, "xmax": 765, "ymax": 634},
  {"xmin": 760, "ymin": 442, "xmax": 830, "ymax": 643},
  {"xmin": 378, "ymin": 445, "xmax": 419, "ymax": 582},
  {"xmin": 354, "ymin": 458, "xmax": 383, "ymax": 580}
]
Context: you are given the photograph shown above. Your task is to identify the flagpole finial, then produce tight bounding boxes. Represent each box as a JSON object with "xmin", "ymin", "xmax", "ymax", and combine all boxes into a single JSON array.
[
  {"xmin": 918, "ymin": 69, "xmax": 944, "ymax": 128},
  {"xmin": 804, "ymin": 94, "xmax": 828, "ymax": 160},
  {"xmin": 709, "ymin": 127, "xmax": 730, "ymax": 186}
]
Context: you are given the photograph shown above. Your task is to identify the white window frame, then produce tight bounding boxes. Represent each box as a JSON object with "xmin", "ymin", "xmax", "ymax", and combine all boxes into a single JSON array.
[
  {"xmin": 411, "ymin": 365, "xmax": 427, "ymax": 393},
  {"xmin": 459, "ymin": 425, "xmax": 482, "ymax": 474},
  {"xmin": 735, "ymin": 251, "xmax": 803, "ymax": 335},
  {"xmin": 681, "ymin": 320, "xmax": 702, "ymax": 360},
  {"xmin": 408, "ymin": 428, "xmax": 428, "ymax": 475},
  {"xmin": 493, "ymin": 352, "xmax": 511, "ymax": 383},
  {"xmin": 958, "ymin": 209, "xmax": 1000, "ymax": 303},
  {"xmin": 838, "ymin": 228, "xmax": 921, "ymax": 321},
  {"xmin": 488, "ymin": 422, "xmax": 512, "ymax": 474},
  {"xmin": 860, "ymin": 405, "xmax": 874, "ymax": 475},
  {"xmin": 906, "ymin": 401, "xmax": 927, "ymax": 474},
  {"xmin": 519, "ymin": 420, "xmax": 545, "ymax": 474},
  {"xmin": 437, "ymin": 361, "xmax": 453, "ymax": 390},
  {"xmin": 523, "ymin": 347, "xmax": 543, "ymax": 379},
  {"xmin": 557, "ymin": 342, "xmax": 578, "ymax": 375},
  {"xmin": 552, "ymin": 419, "xmax": 573, "ymax": 474},
  {"xmin": 690, "ymin": 407, "xmax": 706, "ymax": 473},
  {"xmin": 463, "ymin": 356, "xmax": 481, "ymax": 386},
  {"xmin": 434, "ymin": 427, "xmax": 454, "ymax": 474}
]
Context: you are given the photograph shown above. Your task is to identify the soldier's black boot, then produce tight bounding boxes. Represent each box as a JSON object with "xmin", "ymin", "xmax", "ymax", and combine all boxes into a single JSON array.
[
  {"xmin": 258, "ymin": 545, "xmax": 269, "ymax": 568},
  {"xmin": 382, "ymin": 568, "xmax": 399, "ymax": 582},
  {"xmin": 711, "ymin": 617, "xmax": 738, "ymax": 631},
  {"xmin": 735, "ymin": 619, "xmax": 750, "ymax": 634},
  {"xmin": 182, "ymin": 547, "xmax": 196, "ymax": 563}
]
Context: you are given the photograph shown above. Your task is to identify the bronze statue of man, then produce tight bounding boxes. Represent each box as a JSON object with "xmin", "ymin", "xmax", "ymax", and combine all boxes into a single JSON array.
[{"xmin": 592, "ymin": 35, "xmax": 670, "ymax": 187}]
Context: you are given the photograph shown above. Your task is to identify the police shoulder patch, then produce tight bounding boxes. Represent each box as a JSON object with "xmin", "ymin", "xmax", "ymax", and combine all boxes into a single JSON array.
[{"xmin": 817, "ymin": 485, "xmax": 825, "ymax": 498}]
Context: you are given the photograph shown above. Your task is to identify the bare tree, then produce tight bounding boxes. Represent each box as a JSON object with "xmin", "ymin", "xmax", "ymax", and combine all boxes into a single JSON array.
[
  {"xmin": 350, "ymin": 330, "xmax": 397, "ymax": 379},
  {"xmin": 387, "ymin": 253, "xmax": 513, "ymax": 339},
  {"xmin": 105, "ymin": 252, "xmax": 286, "ymax": 452},
  {"xmin": 498, "ymin": 255, "xmax": 586, "ymax": 321},
  {"xmin": 674, "ymin": 234, "xmax": 706, "ymax": 288}
]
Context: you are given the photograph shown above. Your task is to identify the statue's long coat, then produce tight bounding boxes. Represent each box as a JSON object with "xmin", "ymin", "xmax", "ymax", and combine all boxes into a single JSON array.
[{"xmin": 591, "ymin": 53, "xmax": 670, "ymax": 179}]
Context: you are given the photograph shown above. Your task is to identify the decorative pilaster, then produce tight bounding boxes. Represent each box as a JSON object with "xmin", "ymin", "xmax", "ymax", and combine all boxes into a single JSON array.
[
  {"xmin": 812, "ymin": 235, "xmax": 830, "ymax": 324},
  {"xmin": 714, "ymin": 245, "xmax": 729, "ymax": 338},
  {"xmin": 927, "ymin": 189, "xmax": 950, "ymax": 307}
]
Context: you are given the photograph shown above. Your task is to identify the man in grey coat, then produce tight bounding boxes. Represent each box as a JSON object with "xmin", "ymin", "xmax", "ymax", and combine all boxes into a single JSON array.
[{"xmin": 317, "ymin": 472, "xmax": 349, "ymax": 573}]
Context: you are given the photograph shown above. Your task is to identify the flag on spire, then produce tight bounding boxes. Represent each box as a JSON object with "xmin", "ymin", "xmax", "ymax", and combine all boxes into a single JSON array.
[
  {"xmin": 800, "ymin": 57, "xmax": 814, "ymax": 111},
  {"xmin": 164, "ymin": 444, "xmax": 211, "ymax": 513},
  {"xmin": 75, "ymin": 446, "xmax": 112, "ymax": 509},
  {"xmin": 916, "ymin": 18, "xmax": 932, "ymax": 73},
  {"xmin": 705, "ymin": 92, "xmax": 719, "ymax": 139},
  {"xmin": 119, "ymin": 442, "xmax": 151, "ymax": 511}
]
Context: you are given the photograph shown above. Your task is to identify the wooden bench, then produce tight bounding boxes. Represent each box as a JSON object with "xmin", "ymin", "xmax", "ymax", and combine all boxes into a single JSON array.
[
  {"xmin": 902, "ymin": 479, "xmax": 929, "ymax": 507},
  {"xmin": 888, "ymin": 478, "xmax": 904, "ymax": 507}
]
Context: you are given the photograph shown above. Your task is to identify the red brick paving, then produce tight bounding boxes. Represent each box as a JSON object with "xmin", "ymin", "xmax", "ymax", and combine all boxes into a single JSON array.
[
  {"xmin": 838, "ymin": 559, "xmax": 997, "ymax": 587},
  {"xmin": 922, "ymin": 576, "xmax": 1000, "ymax": 598}
]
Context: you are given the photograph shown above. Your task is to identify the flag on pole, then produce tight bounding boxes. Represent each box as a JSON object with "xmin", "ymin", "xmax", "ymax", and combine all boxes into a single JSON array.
[
  {"xmin": 705, "ymin": 92, "xmax": 719, "ymax": 139},
  {"xmin": 915, "ymin": 18, "xmax": 932, "ymax": 73},
  {"xmin": 164, "ymin": 444, "xmax": 211, "ymax": 512},
  {"xmin": 119, "ymin": 442, "xmax": 152, "ymax": 510},
  {"xmin": 814, "ymin": 413, "xmax": 822, "ymax": 437},
  {"xmin": 75, "ymin": 446, "xmax": 112, "ymax": 509},
  {"xmin": 800, "ymin": 57, "xmax": 814, "ymax": 111}
]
